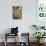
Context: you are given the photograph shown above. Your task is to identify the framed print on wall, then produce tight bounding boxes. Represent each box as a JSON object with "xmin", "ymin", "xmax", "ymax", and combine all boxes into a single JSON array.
[
  {"xmin": 36, "ymin": 0, "xmax": 46, "ymax": 26},
  {"xmin": 37, "ymin": 0, "xmax": 46, "ymax": 18},
  {"xmin": 12, "ymin": 6, "xmax": 22, "ymax": 19}
]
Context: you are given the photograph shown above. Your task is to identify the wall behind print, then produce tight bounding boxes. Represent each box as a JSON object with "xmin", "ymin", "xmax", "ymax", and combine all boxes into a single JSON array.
[{"xmin": 0, "ymin": 0, "xmax": 36, "ymax": 42}]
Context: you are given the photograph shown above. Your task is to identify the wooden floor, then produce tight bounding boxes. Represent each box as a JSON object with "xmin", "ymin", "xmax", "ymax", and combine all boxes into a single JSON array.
[{"xmin": 0, "ymin": 42, "xmax": 46, "ymax": 46}]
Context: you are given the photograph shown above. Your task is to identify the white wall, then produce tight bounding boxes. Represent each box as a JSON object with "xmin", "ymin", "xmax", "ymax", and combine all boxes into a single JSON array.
[{"xmin": 0, "ymin": 0, "xmax": 36, "ymax": 42}]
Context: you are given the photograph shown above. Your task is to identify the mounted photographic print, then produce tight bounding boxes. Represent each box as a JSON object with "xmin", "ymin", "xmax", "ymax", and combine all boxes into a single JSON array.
[{"xmin": 13, "ymin": 6, "xmax": 22, "ymax": 19}]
